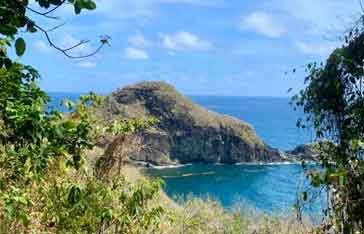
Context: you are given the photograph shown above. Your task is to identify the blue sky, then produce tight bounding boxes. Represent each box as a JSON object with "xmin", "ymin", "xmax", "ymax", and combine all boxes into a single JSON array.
[{"xmin": 21, "ymin": 0, "xmax": 361, "ymax": 96}]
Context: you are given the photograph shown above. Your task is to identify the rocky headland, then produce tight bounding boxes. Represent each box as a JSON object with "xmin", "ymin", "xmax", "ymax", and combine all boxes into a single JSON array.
[{"xmin": 96, "ymin": 81, "xmax": 316, "ymax": 166}]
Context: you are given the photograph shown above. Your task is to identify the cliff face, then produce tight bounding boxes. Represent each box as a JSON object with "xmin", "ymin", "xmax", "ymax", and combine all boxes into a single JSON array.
[
  {"xmin": 98, "ymin": 81, "xmax": 284, "ymax": 165},
  {"xmin": 285, "ymin": 143, "xmax": 323, "ymax": 161}
]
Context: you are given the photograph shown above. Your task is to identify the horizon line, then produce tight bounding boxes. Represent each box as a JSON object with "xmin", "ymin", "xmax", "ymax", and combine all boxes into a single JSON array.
[{"xmin": 46, "ymin": 91, "xmax": 293, "ymax": 99}]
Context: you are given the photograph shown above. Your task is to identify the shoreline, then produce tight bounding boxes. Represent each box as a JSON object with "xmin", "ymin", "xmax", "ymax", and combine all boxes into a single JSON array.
[{"xmin": 130, "ymin": 160, "xmax": 317, "ymax": 170}]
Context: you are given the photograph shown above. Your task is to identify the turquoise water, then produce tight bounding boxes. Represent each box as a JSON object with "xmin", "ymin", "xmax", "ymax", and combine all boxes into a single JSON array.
[
  {"xmin": 146, "ymin": 163, "xmax": 325, "ymax": 215},
  {"xmin": 49, "ymin": 93, "xmax": 322, "ymax": 214},
  {"xmin": 145, "ymin": 96, "xmax": 322, "ymax": 214}
]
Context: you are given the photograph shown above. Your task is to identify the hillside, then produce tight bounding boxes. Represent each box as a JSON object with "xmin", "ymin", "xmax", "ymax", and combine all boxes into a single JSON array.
[{"xmin": 96, "ymin": 81, "xmax": 284, "ymax": 165}]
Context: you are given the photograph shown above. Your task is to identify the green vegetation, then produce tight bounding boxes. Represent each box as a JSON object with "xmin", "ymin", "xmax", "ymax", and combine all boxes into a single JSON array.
[
  {"xmin": 160, "ymin": 196, "xmax": 313, "ymax": 234},
  {"xmin": 0, "ymin": 1, "xmax": 164, "ymax": 233},
  {"xmin": 292, "ymin": 14, "xmax": 364, "ymax": 234},
  {"xmin": 1, "ymin": 0, "xmax": 363, "ymax": 234},
  {"xmin": 0, "ymin": 55, "xmax": 165, "ymax": 233},
  {"xmin": 102, "ymin": 166, "xmax": 315, "ymax": 234},
  {"xmin": 97, "ymin": 81, "xmax": 281, "ymax": 166}
]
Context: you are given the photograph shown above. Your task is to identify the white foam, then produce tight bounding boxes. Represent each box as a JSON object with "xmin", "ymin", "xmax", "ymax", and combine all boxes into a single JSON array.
[
  {"xmin": 235, "ymin": 161, "xmax": 301, "ymax": 166},
  {"xmin": 136, "ymin": 160, "xmax": 318, "ymax": 169},
  {"xmin": 149, "ymin": 163, "xmax": 193, "ymax": 169}
]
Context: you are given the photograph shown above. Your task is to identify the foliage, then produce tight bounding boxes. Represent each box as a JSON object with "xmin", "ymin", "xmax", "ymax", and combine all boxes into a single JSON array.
[
  {"xmin": 0, "ymin": 0, "xmax": 336, "ymax": 233},
  {"xmin": 39, "ymin": 171, "xmax": 163, "ymax": 234},
  {"xmin": 0, "ymin": 62, "xmax": 164, "ymax": 233},
  {"xmin": 0, "ymin": 0, "xmax": 109, "ymax": 59},
  {"xmin": 157, "ymin": 196, "xmax": 315, "ymax": 234},
  {"xmin": 1, "ymin": 0, "xmax": 96, "ymax": 54},
  {"xmin": 292, "ymin": 16, "xmax": 364, "ymax": 234},
  {"xmin": 0, "ymin": 1, "xmax": 163, "ymax": 233}
]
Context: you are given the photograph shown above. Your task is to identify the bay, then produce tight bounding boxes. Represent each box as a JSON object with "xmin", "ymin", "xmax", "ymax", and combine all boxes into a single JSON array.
[{"xmin": 49, "ymin": 93, "xmax": 322, "ymax": 214}]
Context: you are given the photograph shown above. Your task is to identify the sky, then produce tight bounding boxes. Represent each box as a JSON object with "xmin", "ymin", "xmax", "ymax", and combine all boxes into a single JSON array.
[{"xmin": 21, "ymin": 0, "xmax": 361, "ymax": 96}]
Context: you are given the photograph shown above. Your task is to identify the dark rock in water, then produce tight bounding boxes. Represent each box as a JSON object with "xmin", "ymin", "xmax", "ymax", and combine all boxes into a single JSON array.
[
  {"xmin": 285, "ymin": 143, "xmax": 321, "ymax": 161},
  {"xmin": 97, "ymin": 81, "xmax": 284, "ymax": 166}
]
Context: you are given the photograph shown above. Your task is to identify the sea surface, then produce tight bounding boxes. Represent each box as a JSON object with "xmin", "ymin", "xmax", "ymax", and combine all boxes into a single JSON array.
[
  {"xmin": 49, "ymin": 93, "xmax": 323, "ymax": 215},
  {"xmin": 190, "ymin": 96, "xmax": 313, "ymax": 150}
]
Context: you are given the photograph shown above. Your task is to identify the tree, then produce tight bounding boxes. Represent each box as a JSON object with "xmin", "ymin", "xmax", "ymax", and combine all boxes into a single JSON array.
[
  {"xmin": 0, "ymin": 0, "xmax": 110, "ymax": 59},
  {"xmin": 0, "ymin": 1, "xmax": 163, "ymax": 233},
  {"xmin": 293, "ymin": 15, "xmax": 364, "ymax": 234}
]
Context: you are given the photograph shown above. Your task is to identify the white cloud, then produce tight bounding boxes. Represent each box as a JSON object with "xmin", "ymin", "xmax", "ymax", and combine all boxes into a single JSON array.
[
  {"xmin": 124, "ymin": 47, "xmax": 149, "ymax": 60},
  {"xmin": 128, "ymin": 34, "xmax": 152, "ymax": 48},
  {"xmin": 33, "ymin": 41, "xmax": 52, "ymax": 53},
  {"xmin": 295, "ymin": 41, "xmax": 337, "ymax": 56},
  {"xmin": 161, "ymin": 31, "xmax": 212, "ymax": 51},
  {"xmin": 241, "ymin": 11, "xmax": 286, "ymax": 38},
  {"xmin": 77, "ymin": 61, "xmax": 97, "ymax": 68},
  {"xmin": 268, "ymin": 0, "xmax": 359, "ymax": 36}
]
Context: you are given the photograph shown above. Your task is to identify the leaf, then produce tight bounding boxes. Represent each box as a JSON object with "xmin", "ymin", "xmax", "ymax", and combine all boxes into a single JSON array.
[
  {"xmin": 101, "ymin": 209, "xmax": 114, "ymax": 220},
  {"xmin": 311, "ymin": 173, "xmax": 321, "ymax": 187},
  {"xmin": 0, "ymin": 25, "xmax": 17, "ymax": 36},
  {"xmin": 81, "ymin": 0, "xmax": 96, "ymax": 10},
  {"xmin": 74, "ymin": 4, "xmax": 82, "ymax": 14},
  {"xmin": 4, "ymin": 58, "xmax": 12, "ymax": 69},
  {"xmin": 74, "ymin": 0, "xmax": 96, "ymax": 14},
  {"xmin": 15, "ymin": 38, "xmax": 26, "ymax": 56},
  {"xmin": 26, "ymin": 21, "xmax": 37, "ymax": 33},
  {"xmin": 302, "ymin": 192, "xmax": 307, "ymax": 201}
]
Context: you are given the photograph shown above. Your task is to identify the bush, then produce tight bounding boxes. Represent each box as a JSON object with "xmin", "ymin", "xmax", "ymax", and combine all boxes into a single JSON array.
[{"xmin": 0, "ymin": 61, "xmax": 164, "ymax": 234}]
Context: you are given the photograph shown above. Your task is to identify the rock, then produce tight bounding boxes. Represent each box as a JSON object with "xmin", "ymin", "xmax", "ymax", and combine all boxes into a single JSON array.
[
  {"xmin": 285, "ymin": 143, "xmax": 321, "ymax": 161},
  {"xmin": 96, "ymin": 81, "xmax": 284, "ymax": 166}
]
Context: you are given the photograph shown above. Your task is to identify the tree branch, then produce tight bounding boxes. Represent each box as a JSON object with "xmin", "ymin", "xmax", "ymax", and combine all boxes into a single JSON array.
[
  {"xmin": 359, "ymin": 0, "xmax": 364, "ymax": 13},
  {"xmin": 14, "ymin": 1, "xmax": 110, "ymax": 59},
  {"xmin": 47, "ymin": 22, "xmax": 67, "ymax": 32},
  {"xmin": 34, "ymin": 23, "xmax": 108, "ymax": 59},
  {"xmin": 26, "ymin": 7, "xmax": 59, "ymax": 19},
  {"xmin": 26, "ymin": 0, "xmax": 67, "ymax": 19},
  {"xmin": 63, "ymin": 40, "xmax": 90, "ymax": 52}
]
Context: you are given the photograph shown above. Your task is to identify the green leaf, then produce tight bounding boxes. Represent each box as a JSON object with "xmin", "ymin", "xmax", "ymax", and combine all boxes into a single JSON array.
[
  {"xmin": 74, "ymin": 0, "xmax": 96, "ymax": 14},
  {"xmin": 81, "ymin": 0, "xmax": 96, "ymax": 10},
  {"xmin": 301, "ymin": 192, "xmax": 308, "ymax": 201},
  {"xmin": 0, "ymin": 25, "xmax": 17, "ymax": 36},
  {"xmin": 4, "ymin": 58, "xmax": 12, "ymax": 69},
  {"xmin": 74, "ymin": 4, "xmax": 82, "ymax": 14},
  {"xmin": 15, "ymin": 38, "xmax": 26, "ymax": 56}
]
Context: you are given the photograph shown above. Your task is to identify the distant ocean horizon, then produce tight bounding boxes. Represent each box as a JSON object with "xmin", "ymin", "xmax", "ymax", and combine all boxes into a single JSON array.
[{"xmin": 48, "ymin": 92, "xmax": 321, "ymax": 215}]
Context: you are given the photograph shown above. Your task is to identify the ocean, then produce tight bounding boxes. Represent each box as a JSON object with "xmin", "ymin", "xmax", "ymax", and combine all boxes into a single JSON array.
[
  {"xmin": 49, "ymin": 93, "xmax": 323, "ymax": 215},
  {"xmin": 190, "ymin": 96, "xmax": 313, "ymax": 150}
]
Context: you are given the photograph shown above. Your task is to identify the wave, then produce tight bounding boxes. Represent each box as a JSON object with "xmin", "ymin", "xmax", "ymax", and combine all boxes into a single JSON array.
[
  {"xmin": 136, "ymin": 160, "xmax": 318, "ymax": 170},
  {"xmin": 235, "ymin": 161, "xmax": 300, "ymax": 166},
  {"xmin": 149, "ymin": 163, "xmax": 193, "ymax": 169},
  {"xmin": 161, "ymin": 171, "xmax": 216, "ymax": 178}
]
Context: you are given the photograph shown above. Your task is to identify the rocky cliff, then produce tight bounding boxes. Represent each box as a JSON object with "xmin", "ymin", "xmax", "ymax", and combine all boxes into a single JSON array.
[
  {"xmin": 285, "ymin": 143, "xmax": 324, "ymax": 161},
  {"xmin": 97, "ymin": 81, "xmax": 285, "ymax": 165}
]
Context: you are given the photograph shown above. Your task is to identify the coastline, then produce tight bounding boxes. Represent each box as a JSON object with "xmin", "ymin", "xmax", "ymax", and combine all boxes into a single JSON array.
[{"xmin": 131, "ymin": 159, "xmax": 317, "ymax": 170}]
